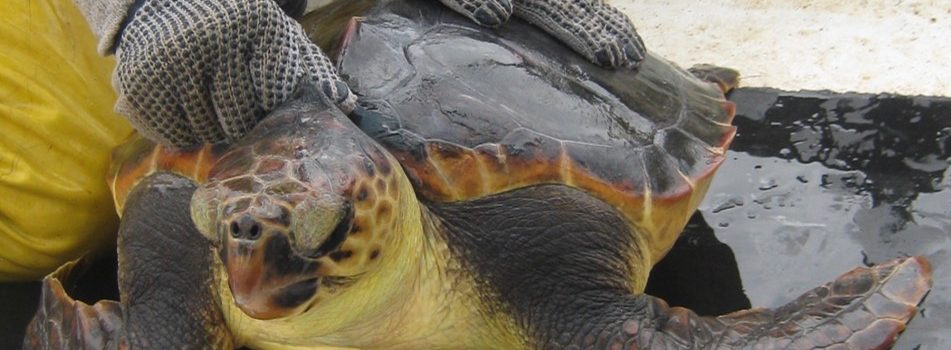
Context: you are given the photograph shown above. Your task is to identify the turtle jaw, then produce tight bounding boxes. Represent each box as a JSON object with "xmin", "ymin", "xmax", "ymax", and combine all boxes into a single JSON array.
[{"xmin": 220, "ymin": 229, "xmax": 322, "ymax": 320}]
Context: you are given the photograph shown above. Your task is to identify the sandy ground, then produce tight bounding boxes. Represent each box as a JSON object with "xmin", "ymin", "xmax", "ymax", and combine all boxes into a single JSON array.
[{"xmin": 614, "ymin": 1, "xmax": 951, "ymax": 97}]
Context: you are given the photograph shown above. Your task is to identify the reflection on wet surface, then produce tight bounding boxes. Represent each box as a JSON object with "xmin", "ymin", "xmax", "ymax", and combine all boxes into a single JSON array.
[
  {"xmin": 652, "ymin": 88, "xmax": 949, "ymax": 349},
  {"xmin": 645, "ymin": 212, "xmax": 751, "ymax": 316}
]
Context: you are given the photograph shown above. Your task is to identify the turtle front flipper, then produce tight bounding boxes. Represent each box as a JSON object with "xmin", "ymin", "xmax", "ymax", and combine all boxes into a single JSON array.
[
  {"xmin": 116, "ymin": 173, "xmax": 234, "ymax": 348},
  {"xmin": 545, "ymin": 257, "xmax": 932, "ymax": 349},
  {"xmin": 24, "ymin": 173, "xmax": 234, "ymax": 349}
]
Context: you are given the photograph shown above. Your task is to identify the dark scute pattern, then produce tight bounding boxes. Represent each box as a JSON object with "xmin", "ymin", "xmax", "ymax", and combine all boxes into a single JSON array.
[
  {"xmin": 676, "ymin": 109, "xmax": 733, "ymax": 148},
  {"xmin": 656, "ymin": 129, "xmax": 718, "ymax": 179},
  {"xmin": 642, "ymin": 146, "xmax": 688, "ymax": 195},
  {"xmin": 563, "ymin": 143, "xmax": 647, "ymax": 190},
  {"xmin": 339, "ymin": 0, "xmax": 732, "ymax": 197}
]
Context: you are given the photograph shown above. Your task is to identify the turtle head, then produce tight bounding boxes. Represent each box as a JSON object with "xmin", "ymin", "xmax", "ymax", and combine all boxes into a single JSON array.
[{"xmin": 191, "ymin": 93, "xmax": 412, "ymax": 321}]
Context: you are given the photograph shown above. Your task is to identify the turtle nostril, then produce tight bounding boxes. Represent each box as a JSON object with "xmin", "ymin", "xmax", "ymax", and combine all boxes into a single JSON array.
[
  {"xmin": 230, "ymin": 215, "xmax": 264, "ymax": 241},
  {"xmin": 230, "ymin": 222, "xmax": 241, "ymax": 238},
  {"xmin": 248, "ymin": 223, "xmax": 261, "ymax": 240}
]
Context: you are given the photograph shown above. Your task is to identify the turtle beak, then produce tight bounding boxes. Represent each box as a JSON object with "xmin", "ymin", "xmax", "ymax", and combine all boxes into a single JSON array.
[{"xmin": 220, "ymin": 215, "xmax": 320, "ymax": 320}]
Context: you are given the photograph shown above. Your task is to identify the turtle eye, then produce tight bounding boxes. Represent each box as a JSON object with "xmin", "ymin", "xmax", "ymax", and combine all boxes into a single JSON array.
[
  {"xmin": 190, "ymin": 185, "xmax": 222, "ymax": 243},
  {"xmin": 310, "ymin": 203, "xmax": 353, "ymax": 258},
  {"xmin": 290, "ymin": 200, "xmax": 353, "ymax": 257}
]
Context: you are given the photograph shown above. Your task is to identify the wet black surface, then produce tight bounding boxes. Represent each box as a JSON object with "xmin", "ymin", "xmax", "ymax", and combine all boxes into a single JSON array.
[
  {"xmin": 645, "ymin": 212, "xmax": 752, "ymax": 316},
  {"xmin": 691, "ymin": 88, "xmax": 949, "ymax": 349},
  {"xmin": 1, "ymin": 88, "xmax": 948, "ymax": 349}
]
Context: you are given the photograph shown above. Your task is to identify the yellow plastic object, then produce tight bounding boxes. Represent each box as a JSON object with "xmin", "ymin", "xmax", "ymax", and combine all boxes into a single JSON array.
[{"xmin": 0, "ymin": 0, "xmax": 133, "ymax": 280}]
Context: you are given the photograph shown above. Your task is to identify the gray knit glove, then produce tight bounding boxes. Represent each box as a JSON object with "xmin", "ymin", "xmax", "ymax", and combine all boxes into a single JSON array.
[
  {"xmin": 439, "ymin": 0, "xmax": 646, "ymax": 69},
  {"xmin": 73, "ymin": 0, "xmax": 355, "ymax": 147}
]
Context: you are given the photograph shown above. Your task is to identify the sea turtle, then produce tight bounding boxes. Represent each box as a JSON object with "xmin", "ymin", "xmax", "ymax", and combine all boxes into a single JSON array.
[{"xmin": 25, "ymin": 0, "xmax": 931, "ymax": 349}]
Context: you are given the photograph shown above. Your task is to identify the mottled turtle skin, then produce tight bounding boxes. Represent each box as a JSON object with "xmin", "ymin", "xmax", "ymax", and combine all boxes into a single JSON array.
[{"xmin": 25, "ymin": 1, "xmax": 931, "ymax": 349}]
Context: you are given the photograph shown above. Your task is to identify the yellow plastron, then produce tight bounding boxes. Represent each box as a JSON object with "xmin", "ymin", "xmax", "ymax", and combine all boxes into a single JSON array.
[{"xmin": 0, "ymin": 0, "xmax": 132, "ymax": 280}]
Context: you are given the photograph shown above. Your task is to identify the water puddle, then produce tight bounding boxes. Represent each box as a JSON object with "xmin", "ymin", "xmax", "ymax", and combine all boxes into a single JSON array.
[{"xmin": 650, "ymin": 88, "xmax": 950, "ymax": 349}]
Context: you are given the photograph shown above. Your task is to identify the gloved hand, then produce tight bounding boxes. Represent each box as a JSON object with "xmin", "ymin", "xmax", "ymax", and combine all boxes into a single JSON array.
[
  {"xmin": 439, "ymin": 0, "xmax": 646, "ymax": 69},
  {"xmin": 74, "ymin": 0, "xmax": 356, "ymax": 147},
  {"xmin": 73, "ymin": 0, "xmax": 644, "ymax": 148}
]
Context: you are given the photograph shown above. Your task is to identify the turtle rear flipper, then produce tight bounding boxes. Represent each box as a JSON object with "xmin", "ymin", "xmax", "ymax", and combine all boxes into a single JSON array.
[
  {"xmin": 605, "ymin": 257, "xmax": 932, "ymax": 349},
  {"xmin": 24, "ymin": 272, "xmax": 124, "ymax": 349},
  {"xmin": 715, "ymin": 256, "xmax": 931, "ymax": 349}
]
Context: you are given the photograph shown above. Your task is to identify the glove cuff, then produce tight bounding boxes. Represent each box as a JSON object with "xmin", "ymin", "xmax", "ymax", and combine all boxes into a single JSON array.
[{"xmin": 72, "ymin": 0, "xmax": 138, "ymax": 55}]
